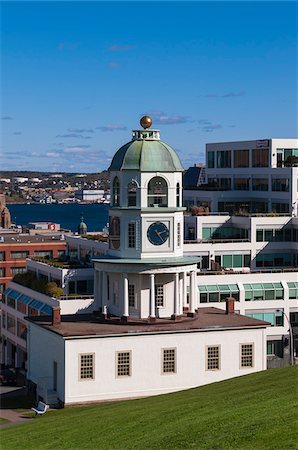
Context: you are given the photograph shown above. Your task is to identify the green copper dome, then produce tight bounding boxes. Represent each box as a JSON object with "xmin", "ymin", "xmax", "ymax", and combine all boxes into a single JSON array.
[{"xmin": 109, "ymin": 139, "xmax": 184, "ymax": 172}]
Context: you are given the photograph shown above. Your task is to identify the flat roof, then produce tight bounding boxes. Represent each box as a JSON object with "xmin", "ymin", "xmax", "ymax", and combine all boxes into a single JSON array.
[
  {"xmin": 27, "ymin": 308, "xmax": 269, "ymax": 339},
  {"xmin": 0, "ymin": 233, "xmax": 65, "ymax": 244}
]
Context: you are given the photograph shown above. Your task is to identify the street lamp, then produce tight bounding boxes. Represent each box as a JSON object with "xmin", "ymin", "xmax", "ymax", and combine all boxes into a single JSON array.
[{"xmin": 277, "ymin": 309, "xmax": 294, "ymax": 366}]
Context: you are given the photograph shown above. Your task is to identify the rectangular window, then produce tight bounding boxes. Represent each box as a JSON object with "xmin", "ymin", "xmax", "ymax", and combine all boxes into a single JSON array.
[
  {"xmin": 128, "ymin": 223, "xmax": 136, "ymax": 248},
  {"xmin": 234, "ymin": 149, "xmax": 249, "ymax": 168},
  {"xmin": 234, "ymin": 178, "xmax": 250, "ymax": 190},
  {"xmin": 7, "ymin": 296, "xmax": 16, "ymax": 309},
  {"xmin": 79, "ymin": 353, "xmax": 94, "ymax": 380},
  {"xmin": 272, "ymin": 178, "xmax": 289, "ymax": 192},
  {"xmin": 116, "ymin": 351, "xmax": 131, "ymax": 377},
  {"xmin": 252, "ymin": 178, "xmax": 268, "ymax": 191},
  {"xmin": 206, "ymin": 346, "xmax": 220, "ymax": 370},
  {"xmin": 11, "ymin": 267, "xmax": 26, "ymax": 275},
  {"xmin": 0, "ymin": 252, "xmax": 5, "ymax": 261},
  {"xmin": 128, "ymin": 284, "xmax": 135, "ymax": 308},
  {"xmin": 162, "ymin": 348, "xmax": 176, "ymax": 374},
  {"xmin": 207, "ymin": 151, "xmax": 215, "ymax": 168},
  {"xmin": 252, "ymin": 148, "xmax": 269, "ymax": 167},
  {"xmin": 177, "ymin": 222, "xmax": 181, "ymax": 247},
  {"xmin": 217, "ymin": 150, "xmax": 231, "ymax": 168},
  {"xmin": 34, "ymin": 250, "xmax": 53, "ymax": 258},
  {"xmin": 17, "ymin": 299, "xmax": 27, "ymax": 314},
  {"xmin": 155, "ymin": 284, "xmax": 164, "ymax": 307},
  {"xmin": 0, "ymin": 268, "xmax": 5, "ymax": 277},
  {"xmin": 7, "ymin": 315, "xmax": 16, "ymax": 335},
  {"xmin": 17, "ymin": 321, "xmax": 27, "ymax": 340},
  {"xmin": 2, "ymin": 312, "xmax": 6, "ymax": 329},
  {"xmin": 10, "ymin": 251, "xmax": 29, "ymax": 259},
  {"xmin": 240, "ymin": 344, "xmax": 254, "ymax": 368}
]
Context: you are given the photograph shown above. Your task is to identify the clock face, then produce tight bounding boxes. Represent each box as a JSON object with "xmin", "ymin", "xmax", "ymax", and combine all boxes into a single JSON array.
[{"xmin": 147, "ymin": 222, "xmax": 169, "ymax": 246}]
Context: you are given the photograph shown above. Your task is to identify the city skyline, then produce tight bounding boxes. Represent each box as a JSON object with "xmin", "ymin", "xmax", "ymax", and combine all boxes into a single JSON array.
[{"xmin": 1, "ymin": 1, "xmax": 297, "ymax": 173}]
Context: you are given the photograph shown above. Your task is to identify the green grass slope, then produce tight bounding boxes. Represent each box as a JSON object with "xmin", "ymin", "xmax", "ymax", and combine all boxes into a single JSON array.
[{"xmin": 1, "ymin": 366, "xmax": 297, "ymax": 450}]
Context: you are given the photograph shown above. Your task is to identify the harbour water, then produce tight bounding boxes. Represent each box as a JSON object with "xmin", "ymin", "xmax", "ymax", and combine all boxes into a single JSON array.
[{"xmin": 7, "ymin": 203, "xmax": 109, "ymax": 232}]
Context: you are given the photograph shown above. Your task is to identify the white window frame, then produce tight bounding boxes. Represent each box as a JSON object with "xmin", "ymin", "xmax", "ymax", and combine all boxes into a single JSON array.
[
  {"xmin": 177, "ymin": 222, "xmax": 181, "ymax": 247},
  {"xmin": 155, "ymin": 284, "xmax": 164, "ymax": 308},
  {"xmin": 79, "ymin": 353, "xmax": 95, "ymax": 381},
  {"xmin": 128, "ymin": 283, "xmax": 136, "ymax": 308},
  {"xmin": 116, "ymin": 351, "xmax": 131, "ymax": 378},
  {"xmin": 206, "ymin": 345, "xmax": 221, "ymax": 371},
  {"xmin": 162, "ymin": 348, "xmax": 176, "ymax": 374},
  {"xmin": 240, "ymin": 343, "xmax": 254, "ymax": 368},
  {"xmin": 128, "ymin": 222, "xmax": 136, "ymax": 248}
]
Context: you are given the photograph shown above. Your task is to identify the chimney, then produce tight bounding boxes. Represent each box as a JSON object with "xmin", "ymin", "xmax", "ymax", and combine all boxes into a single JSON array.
[
  {"xmin": 52, "ymin": 306, "xmax": 61, "ymax": 326},
  {"xmin": 225, "ymin": 297, "xmax": 235, "ymax": 314}
]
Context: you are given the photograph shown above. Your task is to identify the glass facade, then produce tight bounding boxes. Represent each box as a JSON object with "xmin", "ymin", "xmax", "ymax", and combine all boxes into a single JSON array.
[
  {"xmin": 255, "ymin": 253, "xmax": 297, "ymax": 267},
  {"xmin": 256, "ymin": 228, "xmax": 297, "ymax": 242},
  {"xmin": 202, "ymin": 226, "xmax": 248, "ymax": 240},
  {"xmin": 207, "ymin": 151, "xmax": 215, "ymax": 168},
  {"xmin": 208, "ymin": 178, "xmax": 231, "ymax": 190},
  {"xmin": 287, "ymin": 282, "xmax": 298, "ymax": 299},
  {"xmin": 271, "ymin": 202, "xmax": 290, "ymax": 213},
  {"xmin": 252, "ymin": 178, "xmax": 268, "ymax": 191},
  {"xmin": 246, "ymin": 311, "xmax": 283, "ymax": 327},
  {"xmin": 233, "ymin": 149, "xmax": 249, "ymax": 168},
  {"xmin": 276, "ymin": 148, "xmax": 298, "ymax": 167},
  {"xmin": 234, "ymin": 178, "xmax": 250, "ymax": 190},
  {"xmin": 199, "ymin": 284, "xmax": 239, "ymax": 303},
  {"xmin": 215, "ymin": 254, "xmax": 250, "ymax": 269},
  {"xmin": 252, "ymin": 148, "xmax": 269, "ymax": 167},
  {"xmin": 243, "ymin": 283, "xmax": 284, "ymax": 301},
  {"xmin": 218, "ymin": 201, "xmax": 268, "ymax": 214},
  {"xmin": 216, "ymin": 151, "xmax": 231, "ymax": 168},
  {"xmin": 272, "ymin": 178, "xmax": 289, "ymax": 192}
]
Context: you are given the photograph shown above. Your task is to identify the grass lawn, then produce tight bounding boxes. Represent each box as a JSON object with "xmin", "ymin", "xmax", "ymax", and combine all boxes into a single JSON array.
[{"xmin": 1, "ymin": 366, "xmax": 297, "ymax": 450}]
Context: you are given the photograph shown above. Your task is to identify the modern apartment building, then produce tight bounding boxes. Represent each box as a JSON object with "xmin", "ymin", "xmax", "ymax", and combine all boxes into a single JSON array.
[{"xmin": 184, "ymin": 139, "xmax": 298, "ymax": 216}]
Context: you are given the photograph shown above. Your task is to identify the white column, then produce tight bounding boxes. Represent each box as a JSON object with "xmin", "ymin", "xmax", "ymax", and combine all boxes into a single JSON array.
[
  {"xmin": 94, "ymin": 269, "xmax": 99, "ymax": 309},
  {"xmin": 183, "ymin": 271, "xmax": 187, "ymax": 308},
  {"xmin": 179, "ymin": 273, "xmax": 184, "ymax": 315},
  {"xmin": 149, "ymin": 273, "xmax": 155, "ymax": 318},
  {"xmin": 189, "ymin": 270, "xmax": 196, "ymax": 314},
  {"xmin": 102, "ymin": 272, "xmax": 107, "ymax": 310},
  {"xmin": 174, "ymin": 272, "xmax": 179, "ymax": 316},
  {"xmin": 123, "ymin": 273, "xmax": 129, "ymax": 317}
]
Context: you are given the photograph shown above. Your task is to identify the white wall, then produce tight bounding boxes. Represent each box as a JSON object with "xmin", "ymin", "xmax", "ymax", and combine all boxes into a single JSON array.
[
  {"xmin": 26, "ymin": 325, "xmax": 267, "ymax": 404},
  {"xmin": 60, "ymin": 327, "xmax": 266, "ymax": 403}
]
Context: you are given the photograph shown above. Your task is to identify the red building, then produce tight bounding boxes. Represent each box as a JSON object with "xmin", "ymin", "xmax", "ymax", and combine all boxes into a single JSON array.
[{"xmin": 0, "ymin": 233, "xmax": 66, "ymax": 297}]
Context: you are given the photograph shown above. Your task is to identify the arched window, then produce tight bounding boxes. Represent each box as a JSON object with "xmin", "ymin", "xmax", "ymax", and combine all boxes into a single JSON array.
[
  {"xmin": 176, "ymin": 183, "xmax": 180, "ymax": 207},
  {"xmin": 112, "ymin": 177, "xmax": 120, "ymax": 206},
  {"xmin": 147, "ymin": 177, "xmax": 168, "ymax": 207},
  {"xmin": 127, "ymin": 181, "xmax": 137, "ymax": 207}
]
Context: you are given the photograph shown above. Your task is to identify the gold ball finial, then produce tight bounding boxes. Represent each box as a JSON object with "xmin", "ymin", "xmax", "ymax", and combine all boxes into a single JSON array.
[{"xmin": 140, "ymin": 115, "xmax": 152, "ymax": 129}]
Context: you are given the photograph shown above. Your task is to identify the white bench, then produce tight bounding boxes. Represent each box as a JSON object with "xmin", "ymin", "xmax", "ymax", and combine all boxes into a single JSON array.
[{"xmin": 31, "ymin": 401, "xmax": 49, "ymax": 415}]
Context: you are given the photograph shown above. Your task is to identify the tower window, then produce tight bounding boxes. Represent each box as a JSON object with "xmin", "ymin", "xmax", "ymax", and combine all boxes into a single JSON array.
[
  {"xmin": 128, "ymin": 222, "xmax": 136, "ymax": 248},
  {"xmin": 112, "ymin": 177, "xmax": 120, "ymax": 206},
  {"xmin": 128, "ymin": 284, "xmax": 136, "ymax": 308},
  {"xmin": 177, "ymin": 222, "xmax": 181, "ymax": 247},
  {"xmin": 148, "ymin": 177, "xmax": 168, "ymax": 207},
  {"xmin": 127, "ymin": 181, "xmax": 137, "ymax": 207},
  {"xmin": 176, "ymin": 183, "xmax": 180, "ymax": 207}
]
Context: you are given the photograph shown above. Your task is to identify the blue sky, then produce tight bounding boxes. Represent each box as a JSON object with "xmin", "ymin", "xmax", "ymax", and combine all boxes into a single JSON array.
[{"xmin": 1, "ymin": 1, "xmax": 297, "ymax": 172}]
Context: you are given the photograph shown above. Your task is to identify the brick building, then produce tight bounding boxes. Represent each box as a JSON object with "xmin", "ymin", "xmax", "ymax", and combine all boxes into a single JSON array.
[{"xmin": 0, "ymin": 233, "xmax": 66, "ymax": 298}]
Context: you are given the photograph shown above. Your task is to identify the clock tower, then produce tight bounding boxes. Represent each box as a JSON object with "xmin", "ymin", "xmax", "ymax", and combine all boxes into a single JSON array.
[{"xmin": 93, "ymin": 117, "xmax": 199, "ymax": 320}]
